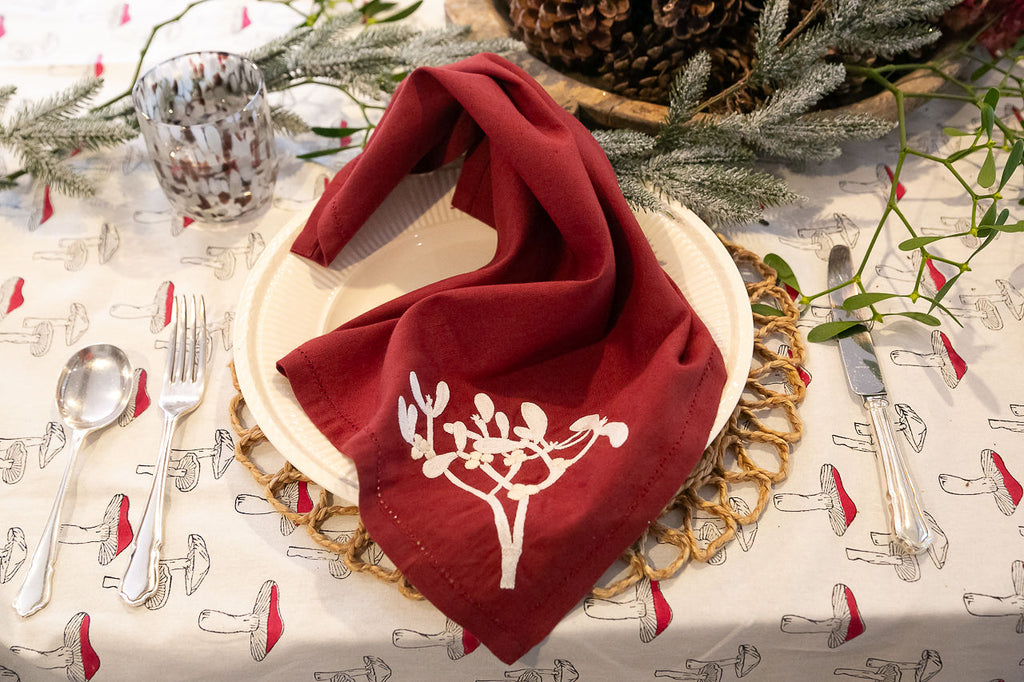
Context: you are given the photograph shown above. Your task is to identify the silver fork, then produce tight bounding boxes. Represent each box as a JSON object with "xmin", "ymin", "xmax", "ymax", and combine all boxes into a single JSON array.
[{"xmin": 119, "ymin": 295, "xmax": 207, "ymax": 606}]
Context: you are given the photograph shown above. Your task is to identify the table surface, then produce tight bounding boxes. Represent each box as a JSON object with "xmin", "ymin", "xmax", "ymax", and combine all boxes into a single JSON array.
[{"xmin": 2, "ymin": 2, "xmax": 1023, "ymax": 681}]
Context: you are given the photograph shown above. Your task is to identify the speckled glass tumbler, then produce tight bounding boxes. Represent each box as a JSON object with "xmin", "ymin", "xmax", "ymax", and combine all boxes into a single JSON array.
[{"xmin": 132, "ymin": 51, "xmax": 278, "ymax": 222}]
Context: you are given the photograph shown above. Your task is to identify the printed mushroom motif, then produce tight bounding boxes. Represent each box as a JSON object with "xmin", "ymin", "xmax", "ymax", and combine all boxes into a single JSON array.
[
  {"xmin": 181, "ymin": 249, "xmax": 236, "ymax": 280},
  {"xmin": 939, "ymin": 449, "xmax": 1022, "ymax": 516},
  {"xmin": 893, "ymin": 403, "xmax": 927, "ymax": 453},
  {"xmin": 0, "ymin": 275, "xmax": 25, "ymax": 320},
  {"xmin": 477, "ymin": 659, "xmax": 577, "ymax": 682},
  {"xmin": 871, "ymin": 511, "xmax": 948, "ymax": 569},
  {"xmin": 109, "ymin": 281, "xmax": 175, "ymax": 333},
  {"xmin": 864, "ymin": 650, "xmax": 942, "ymax": 682},
  {"xmin": 286, "ymin": 545, "xmax": 351, "ymax": 579},
  {"xmin": 234, "ymin": 481, "xmax": 315, "ymax": 535},
  {"xmin": 38, "ymin": 223, "xmax": 118, "ymax": 266},
  {"xmin": 583, "ymin": 578, "xmax": 672, "ymax": 642},
  {"xmin": 960, "ymin": 279, "xmax": 1024, "ymax": 321},
  {"xmin": 392, "ymin": 618, "xmax": 480, "ymax": 660},
  {"xmin": 773, "ymin": 463, "xmax": 857, "ymax": 536},
  {"xmin": 0, "ymin": 422, "xmax": 67, "ymax": 470},
  {"xmin": 846, "ymin": 541, "xmax": 921, "ymax": 582},
  {"xmin": 682, "ymin": 644, "xmax": 761, "ymax": 678},
  {"xmin": 0, "ymin": 665, "xmax": 18, "ymax": 681},
  {"xmin": 313, "ymin": 655, "xmax": 392, "ymax": 682},
  {"xmin": 10, "ymin": 612, "xmax": 100, "ymax": 681},
  {"xmin": 780, "ymin": 583, "xmax": 865, "ymax": 648},
  {"xmin": 207, "ymin": 310, "xmax": 235, "ymax": 351},
  {"xmin": 694, "ymin": 522, "xmax": 727, "ymax": 565},
  {"xmin": 890, "ymin": 330, "xmax": 967, "ymax": 389},
  {"xmin": 963, "ymin": 559, "xmax": 1024, "ymax": 633},
  {"xmin": 205, "ymin": 232, "xmax": 265, "ymax": 268},
  {"xmin": 57, "ymin": 493, "xmax": 133, "ymax": 565},
  {"xmin": 32, "ymin": 239, "xmax": 88, "ymax": 270},
  {"xmin": 136, "ymin": 451, "xmax": 201, "ymax": 492},
  {"xmin": 101, "ymin": 562, "xmax": 172, "ymax": 610},
  {"xmin": 117, "ymin": 367, "xmax": 151, "ymax": 427},
  {"xmin": 951, "ymin": 297, "xmax": 1004, "ymax": 330},
  {"xmin": 0, "ymin": 319, "xmax": 54, "ymax": 356},
  {"xmin": 654, "ymin": 662, "xmax": 723, "ymax": 682},
  {"xmin": 1, "ymin": 527, "xmax": 28, "ymax": 583},
  {"xmin": 164, "ymin": 533, "xmax": 210, "ymax": 595},
  {"xmin": 198, "ymin": 579, "xmax": 284, "ymax": 662},
  {"xmin": 833, "ymin": 663, "xmax": 902, "ymax": 681},
  {"xmin": 22, "ymin": 302, "xmax": 89, "ymax": 346},
  {"xmin": 174, "ymin": 428, "xmax": 234, "ymax": 479},
  {"xmin": 0, "ymin": 438, "xmax": 26, "ymax": 484}
]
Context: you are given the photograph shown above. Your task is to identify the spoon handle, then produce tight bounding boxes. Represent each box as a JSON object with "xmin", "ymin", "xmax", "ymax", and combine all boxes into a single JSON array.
[
  {"xmin": 119, "ymin": 412, "xmax": 179, "ymax": 606},
  {"xmin": 13, "ymin": 429, "xmax": 87, "ymax": 617}
]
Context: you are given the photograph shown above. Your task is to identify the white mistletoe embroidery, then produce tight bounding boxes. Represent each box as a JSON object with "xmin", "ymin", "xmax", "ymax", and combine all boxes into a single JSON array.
[{"xmin": 398, "ymin": 371, "xmax": 628, "ymax": 589}]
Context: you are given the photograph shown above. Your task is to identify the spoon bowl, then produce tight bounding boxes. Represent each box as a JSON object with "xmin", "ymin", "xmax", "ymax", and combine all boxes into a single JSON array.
[
  {"xmin": 13, "ymin": 344, "xmax": 133, "ymax": 617},
  {"xmin": 56, "ymin": 345, "xmax": 135, "ymax": 429}
]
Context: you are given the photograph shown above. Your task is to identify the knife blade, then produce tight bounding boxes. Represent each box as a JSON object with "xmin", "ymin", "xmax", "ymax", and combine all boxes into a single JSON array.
[{"xmin": 827, "ymin": 244, "xmax": 932, "ymax": 553}]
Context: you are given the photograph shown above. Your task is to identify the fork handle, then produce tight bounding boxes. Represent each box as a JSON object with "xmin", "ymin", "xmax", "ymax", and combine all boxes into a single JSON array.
[{"xmin": 119, "ymin": 412, "xmax": 179, "ymax": 606}]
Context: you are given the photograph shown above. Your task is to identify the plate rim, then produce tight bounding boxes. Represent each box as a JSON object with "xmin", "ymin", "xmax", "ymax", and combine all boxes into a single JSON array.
[{"xmin": 233, "ymin": 171, "xmax": 752, "ymax": 503}]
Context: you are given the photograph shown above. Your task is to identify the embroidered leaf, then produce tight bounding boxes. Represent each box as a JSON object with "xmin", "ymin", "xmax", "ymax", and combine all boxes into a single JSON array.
[
  {"xmin": 601, "ymin": 421, "xmax": 629, "ymax": 448},
  {"xmin": 569, "ymin": 415, "xmax": 601, "ymax": 432},
  {"xmin": 409, "ymin": 371, "xmax": 426, "ymax": 411},
  {"xmin": 398, "ymin": 396, "xmax": 417, "ymax": 443},
  {"xmin": 474, "ymin": 392, "xmax": 494, "ymax": 422},
  {"xmin": 519, "ymin": 402, "xmax": 548, "ymax": 440},
  {"xmin": 473, "ymin": 437, "xmax": 523, "ymax": 454},
  {"xmin": 444, "ymin": 420, "xmax": 468, "ymax": 452},
  {"xmin": 422, "ymin": 452, "xmax": 458, "ymax": 478},
  {"xmin": 495, "ymin": 411, "xmax": 510, "ymax": 438},
  {"xmin": 433, "ymin": 381, "xmax": 450, "ymax": 415}
]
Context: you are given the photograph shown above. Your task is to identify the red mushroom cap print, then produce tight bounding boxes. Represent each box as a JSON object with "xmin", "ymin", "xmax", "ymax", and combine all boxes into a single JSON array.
[
  {"xmin": 933, "ymin": 331, "xmax": 966, "ymax": 388},
  {"xmin": 99, "ymin": 493, "xmax": 133, "ymax": 565},
  {"xmin": 780, "ymin": 583, "xmax": 864, "ymax": 648},
  {"xmin": 118, "ymin": 368, "xmax": 151, "ymax": 427},
  {"xmin": 198, "ymin": 580, "xmax": 284, "ymax": 662},
  {"xmin": 0, "ymin": 276, "xmax": 25, "ymax": 319},
  {"xmin": 940, "ymin": 450, "xmax": 1022, "ymax": 516},
  {"xmin": 11, "ymin": 612, "xmax": 100, "ymax": 682},
  {"xmin": 890, "ymin": 330, "xmax": 967, "ymax": 389},
  {"xmin": 984, "ymin": 450, "xmax": 1023, "ymax": 515},
  {"xmin": 772, "ymin": 463, "xmax": 857, "ymax": 536},
  {"xmin": 583, "ymin": 578, "xmax": 672, "ymax": 643}
]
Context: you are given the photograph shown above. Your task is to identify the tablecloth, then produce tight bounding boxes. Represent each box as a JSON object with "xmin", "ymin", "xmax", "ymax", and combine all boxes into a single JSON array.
[{"xmin": 1, "ymin": 2, "xmax": 1023, "ymax": 680}]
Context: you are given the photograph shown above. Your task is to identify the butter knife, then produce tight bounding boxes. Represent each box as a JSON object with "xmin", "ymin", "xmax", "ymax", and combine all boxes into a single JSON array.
[{"xmin": 827, "ymin": 244, "xmax": 932, "ymax": 553}]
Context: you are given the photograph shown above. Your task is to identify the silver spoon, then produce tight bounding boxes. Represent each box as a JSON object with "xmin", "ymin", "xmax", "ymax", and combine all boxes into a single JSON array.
[{"xmin": 13, "ymin": 344, "xmax": 133, "ymax": 617}]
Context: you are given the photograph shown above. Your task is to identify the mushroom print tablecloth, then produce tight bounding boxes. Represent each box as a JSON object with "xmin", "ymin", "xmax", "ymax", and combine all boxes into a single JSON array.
[{"xmin": 1, "ymin": 2, "xmax": 1023, "ymax": 680}]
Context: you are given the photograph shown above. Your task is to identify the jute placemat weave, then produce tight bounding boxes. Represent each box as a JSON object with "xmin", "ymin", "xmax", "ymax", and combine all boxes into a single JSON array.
[{"xmin": 227, "ymin": 236, "xmax": 805, "ymax": 600}]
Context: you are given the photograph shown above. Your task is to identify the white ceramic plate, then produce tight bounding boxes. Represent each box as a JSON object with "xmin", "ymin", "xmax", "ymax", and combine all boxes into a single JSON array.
[{"xmin": 234, "ymin": 166, "xmax": 752, "ymax": 502}]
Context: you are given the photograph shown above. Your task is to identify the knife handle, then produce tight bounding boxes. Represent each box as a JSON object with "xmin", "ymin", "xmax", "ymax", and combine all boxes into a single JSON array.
[{"xmin": 864, "ymin": 395, "xmax": 932, "ymax": 553}]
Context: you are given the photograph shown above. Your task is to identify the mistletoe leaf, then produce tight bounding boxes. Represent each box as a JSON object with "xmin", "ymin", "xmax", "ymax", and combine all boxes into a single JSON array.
[
  {"xmin": 899, "ymin": 235, "xmax": 946, "ymax": 250},
  {"xmin": 1000, "ymin": 140, "xmax": 1023, "ymax": 190},
  {"xmin": 807, "ymin": 320, "xmax": 867, "ymax": 343},
  {"xmin": 843, "ymin": 292, "xmax": 898, "ymax": 309},
  {"xmin": 763, "ymin": 253, "xmax": 801, "ymax": 293},
  {"xmin": 978, "ymin": 148, "xmax": 996, "ymax": 187},
  {"xmin": 886, "ymin": 311, "xmax": 941, "ymax": 326}
]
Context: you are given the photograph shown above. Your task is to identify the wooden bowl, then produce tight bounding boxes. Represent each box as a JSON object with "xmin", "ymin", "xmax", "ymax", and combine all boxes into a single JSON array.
[{"xmin": 445, "ymin": 0, "xmax": 964, "ymax": 133}]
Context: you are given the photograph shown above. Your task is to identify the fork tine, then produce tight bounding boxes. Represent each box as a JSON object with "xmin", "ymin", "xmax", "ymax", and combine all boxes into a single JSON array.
[
  {"xmin": 165, "ymin": 297, "xmax": 180, "ymax": 384},
  {"xmin": 194, "ymin": 296, "xmax": 207, "ymax": 385},
  {"xmin": 174, "ymin": 296, "xmax": 188, "ymax": 383}
]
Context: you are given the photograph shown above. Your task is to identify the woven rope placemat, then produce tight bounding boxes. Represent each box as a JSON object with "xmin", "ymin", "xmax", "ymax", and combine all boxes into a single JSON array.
[{"xmin": 228, "ymin": 236, "xmax": 804, "ymax": 601}]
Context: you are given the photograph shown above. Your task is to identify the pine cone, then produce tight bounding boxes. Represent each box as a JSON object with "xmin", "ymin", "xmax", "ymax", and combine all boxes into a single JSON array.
[
  {"xmin": 651, "ymin": 0, "xmax": 744, "ymax": 43},
  {"xmin": 508, "ymin": 0, "xmax": 632, "ymax": 68}
]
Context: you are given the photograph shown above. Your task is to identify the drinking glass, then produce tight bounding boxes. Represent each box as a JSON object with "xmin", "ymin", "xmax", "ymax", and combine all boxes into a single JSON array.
[{"xmin": 132, "ymin": 51, "xmax": 278, "ymax": 222}]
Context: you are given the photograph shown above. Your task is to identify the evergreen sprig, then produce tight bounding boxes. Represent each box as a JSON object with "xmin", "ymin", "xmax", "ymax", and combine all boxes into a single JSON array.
[{"xmin": 0, "ymin": 78, "xmax": 136, "ymax": 196}]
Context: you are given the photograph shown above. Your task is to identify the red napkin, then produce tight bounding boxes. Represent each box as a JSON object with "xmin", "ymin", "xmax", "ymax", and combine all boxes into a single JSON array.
[{"xmin": 278, "ymin": 53, "xmax": 726, "ymax": 663}]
